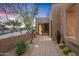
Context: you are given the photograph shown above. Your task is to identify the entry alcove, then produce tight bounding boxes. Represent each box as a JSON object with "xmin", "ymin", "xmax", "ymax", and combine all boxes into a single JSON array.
[{"xmin": 66, "ymin": 4, "xmax": 76, "ymax": 40}]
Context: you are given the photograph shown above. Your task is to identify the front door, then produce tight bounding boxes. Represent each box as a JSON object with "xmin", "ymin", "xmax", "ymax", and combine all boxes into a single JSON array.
[{"xmin": 38, "ymin": 24, "xmax": 43, "ymax": 35}]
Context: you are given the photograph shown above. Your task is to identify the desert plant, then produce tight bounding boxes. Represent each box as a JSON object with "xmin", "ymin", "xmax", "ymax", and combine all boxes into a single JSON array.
[
  {"xmin": 59, "ymin": 43, "xmax": 66, "ymax": 49},
  {"xmin": 67, "ymin": 52, "xmax": 76, "ymax": 56},
  {"xmin": 55, "ymin": 31, "xmax": 61, "ymax": 44},
  {"xmin": 63, "ymin": 47, "xmax": 71, "ymax": 55},
  {"xmin": 16, "ymin": 40, "xmax": 29, "ymax": 55}
]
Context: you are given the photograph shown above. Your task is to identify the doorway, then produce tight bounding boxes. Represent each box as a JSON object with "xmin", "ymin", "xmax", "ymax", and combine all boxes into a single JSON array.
[
  {"xmin": 43, "ymin": 23, "xmax": 49, "ymax": 35},
  {"xmin": 38, "ymin": 23, "xmax": 49, "ymax": 35}
]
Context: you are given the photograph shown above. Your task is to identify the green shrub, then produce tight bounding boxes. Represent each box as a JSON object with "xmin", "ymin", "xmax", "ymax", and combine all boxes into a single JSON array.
[
  {"xmin": 67, "ymin": 52, "xmax": 76, "ymax": 56},
  {"xmin": 16, "ymin": 40, "xmax": 29, "ymax": 55},
  {"xmin": 63, "ymin": 47, "xmax": 71, "ymax": 55},
  {"xmin": 59, "ymin": 43, "xmax": 66, "ymax": 49}
]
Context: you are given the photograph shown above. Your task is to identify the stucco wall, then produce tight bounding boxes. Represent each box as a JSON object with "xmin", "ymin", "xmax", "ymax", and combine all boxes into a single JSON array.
[
  {"xmin": 49, "ymin": 4, "xmax": 61, "ymax": 40},
  {"xmin": 0, "ymin": 32, "xmax": 30, "ymax": 53},
  {"xmin": 49, "ymin": 4, "xmax": 79, "ymax": 55}
]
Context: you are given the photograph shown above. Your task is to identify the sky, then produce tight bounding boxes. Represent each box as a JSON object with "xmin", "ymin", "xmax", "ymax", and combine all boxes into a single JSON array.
[
  {"xmin": 37, "ymin": 3, "xmax": 52, "ymax": 17},
  {"xmin": 0, "ymin": 3, "xmax": 52, "ymax": 22},
  {"xmin": 27, "ymin": 3, "xmax": 52, "ymax": 18},
  {"xmin": 0, "ymin": 3, "xmax": 52, "ymax": 17}
]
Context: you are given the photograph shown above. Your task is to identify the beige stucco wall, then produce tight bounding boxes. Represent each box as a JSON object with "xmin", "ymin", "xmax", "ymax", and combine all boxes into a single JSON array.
[
  {"xmin": 61, "ymin": 4, "xmax": 78, "ymax": 41},
  {"xmin": 49, "ymin": 4, "xmax": 61, "ymax": 40},
  {"xmin": 49, "ymin": 4, "xmax": 78, "ymax": 41},
  {"xmin": 49, "ymin": 3, "xmax": 79, "ymax": 55},
  {"xmin": 66, "ymin": 10, "xmax": 76, "ymax": 36},
  {"xmin": 49, "ymin": 5, "xmax": 53, "ymax": 37}
]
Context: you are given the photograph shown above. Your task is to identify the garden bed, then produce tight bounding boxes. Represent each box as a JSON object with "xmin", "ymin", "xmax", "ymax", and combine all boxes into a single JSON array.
[{"xmin": 59, "ymin": 43, "xmax": 76, "ymax": 56}]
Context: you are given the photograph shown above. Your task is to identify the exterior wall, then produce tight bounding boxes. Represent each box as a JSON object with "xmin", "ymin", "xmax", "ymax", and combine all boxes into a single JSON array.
[
  {"xmin": 36, "ymin": 18, "xmax": 49, "ymax": 34},
  {"xmin": 0, "ymin": 33, "xmax": 30, "ymax": 53},
  {"xmin": 49, "ymin": 5, "xmax": 53, "ymax": 37},
  {"xmin": 49, "ymin": 4, "xmax": 61, "ymax": 40},
  {"xmin": 49, "ymin": 3, "xmax": 79, "ymax": 55},
  {"xmin": 60, "ymin": 4, "xmax": 79, "ymax": 55}
]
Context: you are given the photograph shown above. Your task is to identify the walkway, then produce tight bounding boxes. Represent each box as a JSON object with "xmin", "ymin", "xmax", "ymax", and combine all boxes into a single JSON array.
[{"xmin": 23, "ymin": 35, "xmax": 64, "ymax": 56}]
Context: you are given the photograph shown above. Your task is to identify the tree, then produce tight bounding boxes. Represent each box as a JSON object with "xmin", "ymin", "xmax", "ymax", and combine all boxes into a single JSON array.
[
  {"xmin": 7, "ymin": 4, "xmax": 31, "ymax": 32},
  {"xmin": 0, "ymin": 4, "xmax": 11, "ymax": 21},
  {"xmin": 30, "ymin": 4, "xmax": 39, "ymax": 43},
  {"xmin": 4, "ymin": 3, "xmax": 39, "ymax": 43},
  {"xmin": 7, "ymin": 4, "xmax": 38, "ymax": 30},
  {"xmin": 9, "ymin": 20, "xmax": 22, "ymax": 32}
]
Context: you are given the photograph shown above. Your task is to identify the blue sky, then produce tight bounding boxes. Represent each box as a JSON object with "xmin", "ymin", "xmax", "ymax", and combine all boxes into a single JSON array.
[
  {"xmin": 0, "ymin": 3, "xmax": 52, "ymax": 18},
  {"xmin": 0, "ymin": 3, "xmax": 52, "ymax": 21},
  {"xmin": 27, "ymin": 3, "xmax": 52, "ymax": 18},
  {"xmin": 37, "ymin": 3, "xmax": 52, "ymax": 17}
]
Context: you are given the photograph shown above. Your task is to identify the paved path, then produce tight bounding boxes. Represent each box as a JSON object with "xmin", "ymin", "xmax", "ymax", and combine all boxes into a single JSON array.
[{"xmin": 23, "ymin": 35, "xmax": 64, "ymax": 56}]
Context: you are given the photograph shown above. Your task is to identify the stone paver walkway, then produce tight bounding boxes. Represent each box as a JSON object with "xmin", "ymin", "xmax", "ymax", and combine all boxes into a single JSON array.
[{"xmin": 23, "ymin": 35, "xmax": 64, "ymax": 56}]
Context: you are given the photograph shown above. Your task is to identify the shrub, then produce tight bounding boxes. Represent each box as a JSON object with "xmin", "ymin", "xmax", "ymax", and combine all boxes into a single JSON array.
[
  {"xmin": 55, "ymin": 31, "xmax": 61, "ymax": 44},
  {"xmin": 63, "ymin": 47, "xmax": 71, "ymax": 55},
  {"xmin": 67, "ymin": 52, "xmax": 76, "ymax": 56},
  {"xmin": 59, "ymin": 43, "xmax": 66, "ymax": 49},
  {"xmin": 16, "ymin": 40, "xmax": 29, "ymax": 55}
]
